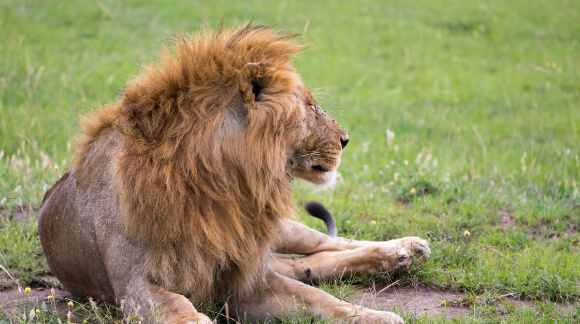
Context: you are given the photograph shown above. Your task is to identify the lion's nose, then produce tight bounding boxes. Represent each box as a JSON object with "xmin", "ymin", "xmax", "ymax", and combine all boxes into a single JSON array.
[{"xmin": 340, "ymin": 135, "xmax": 349, "ymax": 149}]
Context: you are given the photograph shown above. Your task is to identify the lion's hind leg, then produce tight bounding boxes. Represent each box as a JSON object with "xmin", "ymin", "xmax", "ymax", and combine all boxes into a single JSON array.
[{"xmin": 230, "ymin": 271, "xmax": 403, "ymax": 324}]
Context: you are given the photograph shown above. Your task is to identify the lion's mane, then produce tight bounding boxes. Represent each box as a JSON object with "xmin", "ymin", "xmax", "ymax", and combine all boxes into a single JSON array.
[{"xmin": 72, "ymin": 25, "xmax": 307, "ymax": 302}]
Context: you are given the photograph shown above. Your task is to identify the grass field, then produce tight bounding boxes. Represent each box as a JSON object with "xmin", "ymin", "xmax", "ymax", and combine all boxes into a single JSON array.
[{"xmin": 1, "ymin": 0, "xmax": 579, "ymax": 323}]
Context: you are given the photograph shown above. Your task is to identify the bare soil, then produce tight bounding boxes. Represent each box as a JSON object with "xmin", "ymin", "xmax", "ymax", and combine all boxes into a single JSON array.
[
  {"xmin": 0, "ymin": 276, "xmax": 71, "ymax": 317},
  {"xmin": 353, "ymin": 284, "xmax": 471, "ymax": 318},
  {"xmin": 497, "ymin": 210, "xmax": 517, "ymax": 229},
  {"xmin": 496, "ymin": 209, "xmax": 579, "ymax": 242},
  {"xmin": 0, "ymin": 204, "xmax": 37, "ymax": 224},
  {"xmin": 352, "ymin": 282, "xmax": 579, "ymax": 320}
]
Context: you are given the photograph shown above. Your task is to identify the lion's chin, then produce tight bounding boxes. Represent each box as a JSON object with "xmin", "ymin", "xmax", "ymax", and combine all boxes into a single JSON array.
[
  {"xmin": 292, "ymin": 162, "xmax": 340, "ymax": 190},
  {"xmin": 313, "ymin": 169, "xmax": 339, "ymax": 190}
]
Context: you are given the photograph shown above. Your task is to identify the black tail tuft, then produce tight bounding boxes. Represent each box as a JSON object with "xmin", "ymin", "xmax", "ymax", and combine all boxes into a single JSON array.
[{"xmin": 304, "ymin": 201, "xmax": 337, "ymax": 237}]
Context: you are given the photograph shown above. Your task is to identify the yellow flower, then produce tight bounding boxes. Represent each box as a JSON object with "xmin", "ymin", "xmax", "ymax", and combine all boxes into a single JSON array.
[
  {"xmin": 47, "ymin": 295, "xmax": 53, "ymax": 300},
  {"xmin": 464, "ymin": 230, "xmax": 470, "ymax": 237},
  {"xmin": 410, "ymin": 188, "xmax": 416, "ymax": 195},
  {"xmin": 302, "ymin": 306, "xmax": 307, "ymax": 310},
  {"xmin": 54, "ymin": 165, "xmax": 59, "ymax": 171},
  {"xmin": 25, "ymin": 287, "xmax": 31, "ymax": 294},
  {"xmin": 35, "ymin": 309, "xmax": 40, "ymax": 314},
  {"xmin": 68, "ymin": 301, "xmax": 74, "ymax": 307},
  {"xmin": 371, "ymin": 220, "xmax": 377, "ymax": 226},
  {"xmin": 441, "ymin": 300, "xmax": 447, "ymax": 306}
]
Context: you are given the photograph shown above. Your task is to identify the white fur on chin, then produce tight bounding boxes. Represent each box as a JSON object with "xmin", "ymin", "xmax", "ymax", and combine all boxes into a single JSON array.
[
  {"xmin": 314, "ymin": 158, "xmax": 341, "ymax": 191},
  {"xmin": 314, "ymin": 169, "xmax": 340, "ymax": 191}
]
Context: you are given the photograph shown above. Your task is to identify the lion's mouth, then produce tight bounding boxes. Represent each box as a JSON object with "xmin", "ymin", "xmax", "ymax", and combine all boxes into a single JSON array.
[{"xmin": 312, "ymin": 165, "xmax": 331, "ymax": 172}]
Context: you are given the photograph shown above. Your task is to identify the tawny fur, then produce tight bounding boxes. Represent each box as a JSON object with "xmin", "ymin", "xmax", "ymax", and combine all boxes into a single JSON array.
[{"xmin": 72, "ymin": 26, "xmax": 307, "ymax": 302}]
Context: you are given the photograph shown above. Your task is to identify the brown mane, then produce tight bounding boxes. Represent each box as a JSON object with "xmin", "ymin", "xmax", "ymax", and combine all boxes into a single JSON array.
[{"xmin": 72, "ymin": 25, "xmax": 307, "ymax": 302}]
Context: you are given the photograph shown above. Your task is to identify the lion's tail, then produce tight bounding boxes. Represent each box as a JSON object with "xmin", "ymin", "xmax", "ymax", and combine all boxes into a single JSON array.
[{"xmin": 304, "ymin": 201, "xmax": 337, "ymax": 237}]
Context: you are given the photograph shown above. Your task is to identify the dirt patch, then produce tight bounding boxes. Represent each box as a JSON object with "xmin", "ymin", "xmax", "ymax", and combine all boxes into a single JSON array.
[
  {"xmin": 351, "ymin": 283, "xmax": 578, "ymax": 319},
  {"xmin": 495, "ymin": 210, "xmax": 578, "ymax": 242},
  {"xmin": 352, "ymin": 284, "xmax": 470, "ymax": 318},
  {"xmin": 497, "ymin": 210, "xmax": 516, "ymax": 229},
  {"xmin": 0, "ymin": 276, "xmax": 71, "ymax": 317},
  {"xmin": 0, "ymin": 204, "xmax": 37, "ymax": 224},
  {"xmin": 528, "ymin": 221, "xmax": 579, "ymax": 242}
]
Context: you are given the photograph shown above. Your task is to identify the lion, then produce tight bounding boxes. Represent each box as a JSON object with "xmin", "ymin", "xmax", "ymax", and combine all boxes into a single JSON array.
[{"xmin": 38, "ymin": 25, "xmax": 430, "ymax": 323}]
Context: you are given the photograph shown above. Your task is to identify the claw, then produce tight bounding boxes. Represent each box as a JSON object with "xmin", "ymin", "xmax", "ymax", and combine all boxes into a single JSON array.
[{"xmin": 398, "ymin": 254, "xmax": 410, "ymax": 262}]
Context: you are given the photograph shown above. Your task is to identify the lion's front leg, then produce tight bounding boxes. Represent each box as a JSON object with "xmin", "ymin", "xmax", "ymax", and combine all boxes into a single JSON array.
[
  {"xmin": 272, "ymin": 241, "xmax": 415, "ymax": 282},
  {"xmin": 277, "ymin": 220, "xmax": 430, "ymax": 259},
  {"xmin": 274, "ymin": 220, "xmax": 430, "ymax": 281},
  {"xmin": 230, "ymin": 271, "xmax": 403, "ymax": 324}
]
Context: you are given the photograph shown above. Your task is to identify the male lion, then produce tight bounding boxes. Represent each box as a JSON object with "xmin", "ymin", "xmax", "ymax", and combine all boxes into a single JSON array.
[{"xmin": 39, "ymin": 25, "xmax": 430, "ymax": 323}]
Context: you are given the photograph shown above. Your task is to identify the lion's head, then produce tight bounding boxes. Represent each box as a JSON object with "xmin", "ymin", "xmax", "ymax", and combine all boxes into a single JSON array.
[
  {"xmin": 236, "ymin": 61, "xmax": 349, "ymax": 188},
  {"xmin": 73, "ymin": 25, "xmax": 349, "ymax": 300}
]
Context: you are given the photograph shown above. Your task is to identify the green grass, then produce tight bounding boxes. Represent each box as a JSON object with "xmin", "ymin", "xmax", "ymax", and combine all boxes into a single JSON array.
[{"xmin": 1, "ymin": 0, "xmax": 579, "ymax": 323}]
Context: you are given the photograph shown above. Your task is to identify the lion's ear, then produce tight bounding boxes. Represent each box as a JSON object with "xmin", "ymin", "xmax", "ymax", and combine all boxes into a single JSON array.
[{"xmin": 238, "ymin": 62, "xmax": 271, "ymax": 109}]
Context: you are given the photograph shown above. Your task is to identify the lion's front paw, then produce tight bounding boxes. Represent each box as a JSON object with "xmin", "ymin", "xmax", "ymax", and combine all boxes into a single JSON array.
[
  {"xmin": 356, "ymin": 243, "xmax": 412, "ymax": 273},
  {"xmin": 385, "ymin": 244, "xmax": 413, "ymax": 270},
  {"xmin": 349, "ymin": 310, "xmax": 404, "ymax": 324},
  {"xmin": 396, "ymin": 236, "xmax": 430, "ymax": 264}
]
